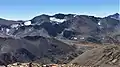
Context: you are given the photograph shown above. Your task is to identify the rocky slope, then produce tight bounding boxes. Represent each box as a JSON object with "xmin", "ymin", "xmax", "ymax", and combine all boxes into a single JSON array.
[
  {"xmin": 70, "ymin": 45, "xmax": 120, "ymax": 67},
  {"xmin": 0, "ymin": 36, "xmax": 80, "ymax": 65}
]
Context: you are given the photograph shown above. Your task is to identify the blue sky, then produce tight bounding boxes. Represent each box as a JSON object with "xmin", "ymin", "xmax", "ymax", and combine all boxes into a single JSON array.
[{"xmin": 0, "ymin": 0, "xmax": 119, "ymax": 20}]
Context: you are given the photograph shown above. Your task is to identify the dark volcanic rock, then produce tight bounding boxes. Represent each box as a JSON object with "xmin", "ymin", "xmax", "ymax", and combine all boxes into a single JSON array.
[
  {"xmin": 0, "ymin": 36, "xmax": 76, "ymax": 65},
  {"xmin": 31, "ymin": 14, "xmax": 50, "ymax": 24},
  {"xmin": 53, "ymin": 13, "xmax": 66, "ymax": 19}
]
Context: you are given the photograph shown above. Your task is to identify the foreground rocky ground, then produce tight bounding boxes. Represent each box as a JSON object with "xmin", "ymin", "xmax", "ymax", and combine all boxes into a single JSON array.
[
  {"xmin": 0, "ymin": 62, "xmax": 93, "ymax": 67},
  {"xmin": 0, "ymin": 45, "xmax": 119, "ymax": 67}
]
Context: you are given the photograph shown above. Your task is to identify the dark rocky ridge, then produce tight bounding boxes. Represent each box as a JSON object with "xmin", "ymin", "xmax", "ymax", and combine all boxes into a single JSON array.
[{"xmin": 0, "ymin": 36, "xmax": 78, "ymax": 65}]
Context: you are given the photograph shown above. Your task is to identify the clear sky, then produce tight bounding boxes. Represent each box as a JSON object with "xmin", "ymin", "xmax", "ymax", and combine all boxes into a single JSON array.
[{"xmin": 0, "ymin": 0, "xmax": 119, "ymax": 20}]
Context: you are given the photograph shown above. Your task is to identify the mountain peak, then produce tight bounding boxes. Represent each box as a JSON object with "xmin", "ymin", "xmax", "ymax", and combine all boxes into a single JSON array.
[
  {"xmin": 108, "ymin": 13, "xmax": 120, "ymax": 20},
  {"xmin": 112, "ymin": 13, "xmax": 119, "ymax": 16}
]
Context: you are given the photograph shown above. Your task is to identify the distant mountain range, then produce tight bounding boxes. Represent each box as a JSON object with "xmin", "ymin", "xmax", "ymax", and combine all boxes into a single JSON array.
[
  {"xmin": 0, "ymin": 13, "xmax": 119, "ymax": 42},
  {"xmin": 0, "ymin": 13, "xmax": 119, "ymax": 65}
]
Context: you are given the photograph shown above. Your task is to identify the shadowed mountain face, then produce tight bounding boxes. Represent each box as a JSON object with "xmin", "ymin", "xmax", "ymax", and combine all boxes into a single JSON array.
[
  {"xmin": 0, "ymin": 36, "xmax": 76, "ymax": 65},
  {"xmin": 0, "ymin": 48, "xmax": 36, "ymax": 65}
]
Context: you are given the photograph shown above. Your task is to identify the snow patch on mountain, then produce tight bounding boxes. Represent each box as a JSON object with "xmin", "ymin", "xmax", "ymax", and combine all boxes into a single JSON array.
[
  {"xmin": 98, "ymin": 21, "xmax": 101, "ymax": 25},
  {"xmin": 50, "ymin": 17, "xmax": 66, "ymax": 23},
  {"xmin": 6, "ymin": 28, "xmax": 10, "ymax": 33},
  {"xmin": 24, "ymin": 21, "xmax": 31, "ymax": 26},
  {"xmin": 11, "ymin": 24, "xmax": 20, "ymax": 28},
  {"xmin": 111, "ymin": 16, "xmax": 120, "ymax": 20}
]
